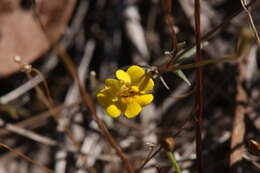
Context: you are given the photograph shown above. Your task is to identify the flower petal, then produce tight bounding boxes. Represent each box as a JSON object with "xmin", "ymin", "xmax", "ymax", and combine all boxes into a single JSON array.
[
  {"xmin": 134, "ymin": 94, "xmax": 153, "ymax": 105},
  {"xmin": 138, "ymin": 77, "xmax": 154, "ymax": 92},
  {"xmin": 127, "ymin": 65, "xmax": 145, "ymax": 84},
  {"xmin": 116, "ymin": 70, "xmax": 130, "ymax": 83},
  {"xmin": 97, "ymin": 92, "xmax": 111, "ymax": 107},
  {"xmin": 105, "ymin": 78, "xmax": 122, "ymax": 92},
  {"xmin": 124, "ymin": 102, "xmax": 142, "ymax": 118},
  {"xmin": 106, "ymin": 104, "xmax": 121, "ymax": 118}
]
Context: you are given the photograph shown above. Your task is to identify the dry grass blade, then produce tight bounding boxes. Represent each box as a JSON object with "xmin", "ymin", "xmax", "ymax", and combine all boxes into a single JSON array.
[
  {"xmin": 0, "ymin": 118, "xmax": 57, "ymax": 146},
  {"xmin": 26, "ymin": 68, "xmax": 79, "ymax": 148},
  {"xmin": 229, "ymin": 40, "xmax": 250, "ymax": 171},
  {"xmin": 0, "ymin": 143, "xmax": 56, "ymax": 173},
  {"xmin": 241, "ymin": 0, "xmax": 260, "ymax": 44},
  {"xmin": 56, "ymin": 45, "xmax": 134, "ymax": 173},
  {"xmin": 30, "ymin": 5, "xmax": 135, "ymax": 171},
  {"xmin": 2, "ymin": 1, "xmax": 260, "ymax": 172},
  {"xmin": 0, "ymin": 75, "xmax": 43, "ymax": 104},
  {"xmin": 0, "ymin": 101, "xmax": 80, "ymax": 137}
]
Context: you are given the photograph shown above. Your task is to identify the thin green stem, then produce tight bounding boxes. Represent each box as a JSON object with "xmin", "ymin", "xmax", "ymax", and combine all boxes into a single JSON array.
[
  {"xmin": 173, "ymin": 56, "xmax": 237, "ymax": 71},
  {"xmin": 166, "ymin": 151, "xmax": 182, "ymax": 173}
]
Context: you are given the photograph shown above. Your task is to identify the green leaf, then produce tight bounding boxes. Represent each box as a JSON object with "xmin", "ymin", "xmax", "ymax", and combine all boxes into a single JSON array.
[
  {"xmin": 176, "ymin": 41, "xmax": 209, "ymax": 63},
  {"xmin": 174, "ymin": 70, "xmax": 191, "ymax": 86}
]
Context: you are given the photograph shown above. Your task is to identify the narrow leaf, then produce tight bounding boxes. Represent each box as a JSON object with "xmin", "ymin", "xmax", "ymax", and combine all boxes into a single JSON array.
[{"xmin": 174, "ymin": 70, "xmax": 191, "ymax": 86}]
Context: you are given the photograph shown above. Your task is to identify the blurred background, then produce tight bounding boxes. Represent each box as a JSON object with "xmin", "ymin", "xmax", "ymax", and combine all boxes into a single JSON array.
[{"xmin": 0, "ymin": 0, "xmax": 259, "ymax": 173}]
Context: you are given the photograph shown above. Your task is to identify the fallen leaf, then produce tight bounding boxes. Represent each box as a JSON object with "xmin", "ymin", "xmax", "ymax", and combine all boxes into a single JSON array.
[{"xmin": 0, "ymin": 0, "xmax": 76, "ymax": 78}]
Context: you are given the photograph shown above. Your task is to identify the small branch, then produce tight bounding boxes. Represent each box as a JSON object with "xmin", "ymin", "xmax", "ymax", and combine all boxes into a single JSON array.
[
  {"xmin": 56, "ymin": 45, "xmax": 134, "ymax": 173},
  {"xmin": 25, "ymin": 68, "xmax": 79, "ymax": 148},
  {"xmin": 0, "ymin": 143, "xmax": 56, "ymax": 173},
  {"xmin": 176, "ymin": 0, "xmax": 257, "ymax": 61},
  {"xmin": 229, "ymin": 39, "xmax": 250, "ymax": 171},
  {"xmin": 0, "ymin": 75, "xmax": 43, "ymax": 104},
  {"xmin": 0, "ymin": 118, "xmax": 57, "ymax": 146},
  {"xmin": 160, "ymin": 28, "xmax": 255, "ymax": 73},
  {"xmin": 243, "ymin": 154, "xmax": 260, "ymax": 170},
  {"xmin": 161, "ymin": 0, "xmax": 179, "ymax": 66},
  {"xmin": 241, "ymin": 0, "xmax": 260, "ymax": 44},
  {"xmin": 194, "ymin": 0, "xmax": 204, "ymax": 173},
  {"xmin": 136, "ymin": 146, "xmax": 162, "ymax": 172},
  {"xmin": 0, "ymin": 101, "xmax": 80, "ymax": 136},
  {"xmin": 31, "ymin": 6, "xmax": 135, "ymax": 172}
]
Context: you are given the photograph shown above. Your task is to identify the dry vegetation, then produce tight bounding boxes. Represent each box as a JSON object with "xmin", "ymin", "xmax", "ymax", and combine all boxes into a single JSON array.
[{"xmin": 0, "ymin": 0, "xmax": 260, "ymax": 173}]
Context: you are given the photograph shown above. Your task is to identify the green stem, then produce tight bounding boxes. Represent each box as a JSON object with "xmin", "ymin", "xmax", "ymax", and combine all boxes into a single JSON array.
[
  {"xmin": 158, "ymin": 55, "xmax": 238, "ymax": 74},
  {"xmin": 166, "ymin": 151, "xmax": 182, "ymax": 173},
  {"xmin": 173, "ymin": 56, "xmax": 237, "ymax": 71}
]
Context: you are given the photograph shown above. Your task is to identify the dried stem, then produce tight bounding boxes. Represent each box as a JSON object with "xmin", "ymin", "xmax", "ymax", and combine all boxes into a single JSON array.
[
  {"xmin": 176, "ymin": 0, "xmax": 257, "ymax": 61},
  {"xmin": 0, "ymin": 143, "xmax": 56, "ymax": 173},
  {"xmin": 157, "ymin": 0, "xmax": 257, "ymax": 74},
  {"xmin": 0, "ymin": 118, "xmax": 57, "ymax": 146},
  {"xmin": 194, "ymin": 0, "xmax": 204, "ymax": 173},
  {"xmin": 0, "ymin": 101, "xmax": 80, "ymax": 136},
  {"xmin": 161, "ymin": 0, "xmax": 179, "ymax": 66},
  {"xmin": 229, "ymin": 31, "xmax": 251, "ymax": 171},
  {"xmin": 136, "ymin": 146, "xmax": 162, "ymax": 172},
  {"xmin": 25, "ymin": 69, "xmax": 79, "ymax": 148},
  {"xmin": 31, "ymin": 5, "xmax": 134, "ymax": 173},
  {"xmin": 55, "ymin": 45, "xmax": 134, "ymax": 173},
  {"xmin": 240, "ymin": 0, "xmax": 260, "ymax": 44}
]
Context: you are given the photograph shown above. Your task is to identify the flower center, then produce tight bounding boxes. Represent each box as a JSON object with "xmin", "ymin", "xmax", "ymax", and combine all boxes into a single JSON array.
[{"xmin": 119, "ymin": 85, "xmax": 139, "ymax": 104}]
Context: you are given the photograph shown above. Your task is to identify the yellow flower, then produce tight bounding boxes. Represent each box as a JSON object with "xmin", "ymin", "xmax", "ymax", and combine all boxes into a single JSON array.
[{"xmin": 97, "ymin": 65, "xmax": 154, "ymax": 118}]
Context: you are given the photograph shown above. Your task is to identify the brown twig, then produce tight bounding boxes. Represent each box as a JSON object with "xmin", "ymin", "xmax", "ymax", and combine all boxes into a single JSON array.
[
  {"xmin": 0, "ymin": 101, "xmax": 80, "ymax": 136},
  {"xmin": 161, "ymin": 0, "xmax": 179, "ymax": 67},
  {"xmin": 0, "ymin": 143, "xmax": 56, "ymax": 173},
  {"xmin": 194, "ymin": 0, "xmax": 204, "ymax": 173},
  {"xmin": 176, "ymin": 0, "xmax": 257, "ymax": 61},
  {"xmin": 30, "ymin": 5, "xmax": 134, "ymax": 172},
  {"xmin": 0, "ymin": 74, "xmax": 43, "ymax": 104},
  {"xmin": 157, "ymin": 0, "xmax": 257, "ymax": 74},
  {"xmin": 135, "ymin": 143, "xmax": 156, "ymax": 172},
  {"xmin": 55, "ymin": 45, "xmax": 134, "ymax": 173},
  {"xmin": 229, "ymin": 34, "xmax": 250, "ymax": 171},
  {"xmin": 241, "ymin": 0, "xmax": 260, "ymax": 44},
  {"xmin": 136, "ymin": 146, "xmax": 162, "ymax": 172},
  {"xmin": 243, "ymin": 154, "xmax": 260, "ymax": 170},
  {"xmin": 0, "ymin": 118, "xmax": 57, "ymax": 146},
  {"xmin": 26, "ymin": 68, "xmax": 79, "ymax": 148}
]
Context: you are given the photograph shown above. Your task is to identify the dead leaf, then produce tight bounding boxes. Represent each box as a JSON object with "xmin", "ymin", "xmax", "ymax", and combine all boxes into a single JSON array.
[{"xmin": 0, "ymin": 0, "xmax": 76, "ymax": 78}]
